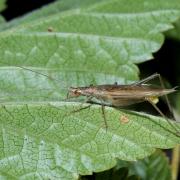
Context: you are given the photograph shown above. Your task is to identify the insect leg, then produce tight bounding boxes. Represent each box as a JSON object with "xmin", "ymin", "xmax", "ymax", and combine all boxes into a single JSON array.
[
  {"xmin": 67, "ymin": 96, "xmax": 93, "ymax": 114},
  {"xmin": 101, "ymin": 105, "xmax": 108, "ymax": 131},
  {"xmin": 13, "ymin": 65, "xmax": 65, "ymax": 85},
  {"xmin": 155, "ymin": 74, "xmax": 174, "ymax": 118},
  {"xmin": 146, "ymin": 99, "xmax": 180, "ymax": 136},
  {"xmin": 134, "ymin": 73, "xmax": 176, "ymax": 121},
  {"xmin": 66, "ymin": 91, "xmax": 70, "ymax": 100},
  {"xmin": 48, "ymin": 102, "xmax": 92, "ymax": 124},
  {"xmin": 70, "ymin": 104, "xmax": 92, "ymax": 113},
  {"xmin": 132, "ymin": 73, "xmax": 159, "ymax": 85}
]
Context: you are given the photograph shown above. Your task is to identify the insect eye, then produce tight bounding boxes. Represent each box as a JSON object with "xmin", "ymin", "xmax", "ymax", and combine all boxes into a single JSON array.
[{"xmin": 74, "ymin": 90, "xmax": 81, "ymax": 96}]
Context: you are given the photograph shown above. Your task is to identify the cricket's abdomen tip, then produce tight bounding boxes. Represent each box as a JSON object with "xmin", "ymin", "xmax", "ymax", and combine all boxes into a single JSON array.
[
  {"xmin": 173, "ymin": 86, "xmax": 179, "ymax": 91},
  {"xmin": 162, "ymin": 88, "xmax": 177, "ymax": 95}
]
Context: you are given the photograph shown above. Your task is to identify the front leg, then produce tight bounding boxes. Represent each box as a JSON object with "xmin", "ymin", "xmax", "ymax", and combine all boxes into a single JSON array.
[{"xmin": 101, "ymin": 105, "xmax": 108, "ymax": 131}]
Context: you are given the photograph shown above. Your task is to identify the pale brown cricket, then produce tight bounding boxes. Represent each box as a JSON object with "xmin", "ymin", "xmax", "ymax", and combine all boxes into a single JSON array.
[
  {"xmin": 67, "ymin": 73, "xmax": 176, "ymax": 107},
  {"xmin": 67, "ymin": 73, "xmax": 179, "ymax": 135},
  {"xmin": 67, "ymin": 82, "xmax": 175, "ymax": 107}
]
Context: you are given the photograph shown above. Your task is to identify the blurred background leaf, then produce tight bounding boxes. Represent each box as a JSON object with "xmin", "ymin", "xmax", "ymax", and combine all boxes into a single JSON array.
[
  {"xmin": 81, "ymin": 150, "xmax": 171, "ymax": 180},
  {"xmin": 0, "ymin": 0, "xmax": 6, "ymax": 11}
]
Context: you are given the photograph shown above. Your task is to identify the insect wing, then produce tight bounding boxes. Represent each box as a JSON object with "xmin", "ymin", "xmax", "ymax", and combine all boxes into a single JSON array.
[{"xmin": 96, "ymin": 85, "xmax": 176, "ymax": 99}]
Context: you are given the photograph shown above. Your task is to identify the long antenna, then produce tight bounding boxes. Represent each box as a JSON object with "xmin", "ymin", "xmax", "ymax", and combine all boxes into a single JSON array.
[{"xmin": 0, "ymin": 62, "xmax": 69, "ymax": 90}]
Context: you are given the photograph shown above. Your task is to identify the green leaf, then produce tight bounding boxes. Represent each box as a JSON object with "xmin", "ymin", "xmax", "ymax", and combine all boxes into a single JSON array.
[
  {"xmin": 0, "ymin": 0, "xmax": 180, "ymax": 179},
  {"xmin": 134, "ymin": 150, "xmax": 172, "ymax": 180},
  {"xmin": 0, "ymin": 0, "xmax": 6, "ymax": 12},
  {"xmin": 116, "ymin": 150, "xmax": 172, "ymax": 180},
  {"xmin": 1, "ymin": 0, "xmax": 180, "ymax": 99},
  {"xmin": 0, "ymin": 0, "xmax": 6, "ymax": 25},
  {"xmin": 166, "ymin": 19, "xmax": 180, "ymax": 41},
  {"xmin": 0, "ymin": 15, "xmax": 5, "ymax": 25},
  {"xmin": 84, "ymin": 150, "xmax": 171, "ymax": 180},
  {"xmin": 0, "ymin": 103, "xmax": 179, "ymax": 179},
  {"xmin": 0, "ymin": 0, "xmax": 106, "ymax": 31}
]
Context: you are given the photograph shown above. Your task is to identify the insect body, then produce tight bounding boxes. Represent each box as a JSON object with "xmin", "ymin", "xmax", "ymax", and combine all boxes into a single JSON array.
[{"xmin": 68, "ymin": 84, "xmax": 176, "ymax": 107}]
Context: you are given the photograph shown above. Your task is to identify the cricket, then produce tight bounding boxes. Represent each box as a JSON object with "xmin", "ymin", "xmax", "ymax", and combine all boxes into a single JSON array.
[
  {"xmin": 67, "ymin": 73, "xmax": 179, "ymax": 135},
  {"xmin": 0, "ymin": 64, "xmax": 180, "ymax": 136},
  {"xmin": 67, "ymin": 73, "xmax": 175, "ymax": 108}
]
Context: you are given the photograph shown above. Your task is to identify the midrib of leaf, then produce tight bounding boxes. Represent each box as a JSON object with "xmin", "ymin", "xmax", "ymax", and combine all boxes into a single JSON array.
[{"xmin": 87, "ymin": 0, "xmax": 180, "ymax": 12}]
